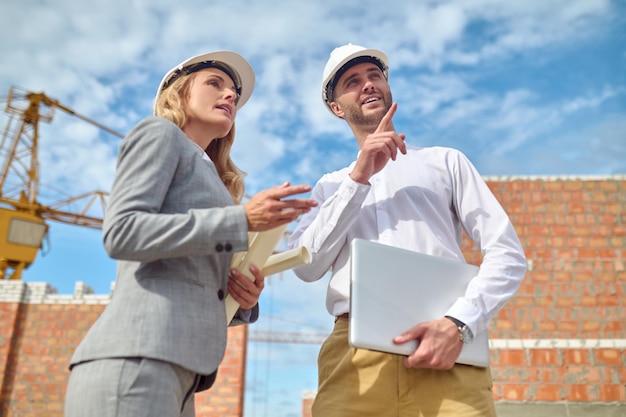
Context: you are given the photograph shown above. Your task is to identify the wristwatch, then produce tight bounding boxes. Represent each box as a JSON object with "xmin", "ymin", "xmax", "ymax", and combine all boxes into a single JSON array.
[{"xmin": 445, "ymin": 316, "xmax": 474, "ymax": 344}]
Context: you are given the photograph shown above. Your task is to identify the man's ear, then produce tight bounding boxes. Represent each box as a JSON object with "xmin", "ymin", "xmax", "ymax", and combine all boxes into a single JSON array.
[{"xmin": 330, "ymin": 102, "xmax": 345, "ymax": 119}]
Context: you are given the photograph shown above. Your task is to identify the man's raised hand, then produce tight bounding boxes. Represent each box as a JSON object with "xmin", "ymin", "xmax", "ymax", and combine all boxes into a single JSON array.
[{"xmin": 349, "ymin": 102, "xmax": 406, "ymax": 184}]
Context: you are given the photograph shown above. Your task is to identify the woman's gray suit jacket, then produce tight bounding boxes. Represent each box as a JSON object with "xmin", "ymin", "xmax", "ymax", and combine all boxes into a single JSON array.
[{"xmin": 70, "ymin": 116, "xmax": 256, "ymax": 380}]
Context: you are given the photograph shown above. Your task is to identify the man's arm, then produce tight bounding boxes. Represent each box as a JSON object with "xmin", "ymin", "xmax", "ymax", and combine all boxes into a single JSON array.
[
  {"xmin": 394, "ymin": 150, "xmax": 526, "ymax": 370},
  {"xmin": 287, "ymin": 175, "xmax": 370, "ymax": 281},
  {"xmin": 446, "ymin": 151, "xmax": 527, "ymax": 336}
]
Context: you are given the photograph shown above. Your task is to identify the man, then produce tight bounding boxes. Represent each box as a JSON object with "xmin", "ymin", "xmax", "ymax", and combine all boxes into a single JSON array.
[{"xmin": 287, "ymin": 43, "xmax": 527, "ymax": 416}]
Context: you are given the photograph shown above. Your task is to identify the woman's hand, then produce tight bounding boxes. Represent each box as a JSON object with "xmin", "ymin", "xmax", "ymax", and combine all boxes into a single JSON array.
[
  {"xmin": 244, "ymin": 182, "xmax": 318, "ymax": 231},
  {"xmin": 227, "ymin": 264, "xmax": 265, "ymax": 310}
]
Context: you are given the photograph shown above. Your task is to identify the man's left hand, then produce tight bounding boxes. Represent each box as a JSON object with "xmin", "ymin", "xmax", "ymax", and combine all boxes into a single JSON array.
[{"xmin": 393, "ymin": 317, "xmax": 463, "ymax": 370}]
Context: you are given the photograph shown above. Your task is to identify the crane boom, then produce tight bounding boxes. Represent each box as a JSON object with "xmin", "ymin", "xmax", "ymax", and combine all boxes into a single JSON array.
[{"xmin": 39, "ymin": 94, "xmax": 124, "ymax": 140}]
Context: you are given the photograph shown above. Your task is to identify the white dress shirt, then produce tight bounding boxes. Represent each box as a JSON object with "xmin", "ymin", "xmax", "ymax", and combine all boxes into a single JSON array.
[{"xmin": 288, "ymin": 144, "xmax": 527, "ymax": 336}]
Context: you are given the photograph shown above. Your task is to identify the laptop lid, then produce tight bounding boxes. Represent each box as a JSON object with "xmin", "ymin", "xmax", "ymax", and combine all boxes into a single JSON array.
[{"xmin": 349, "ymin": 238, "xmax": 490, "ymax": 367}]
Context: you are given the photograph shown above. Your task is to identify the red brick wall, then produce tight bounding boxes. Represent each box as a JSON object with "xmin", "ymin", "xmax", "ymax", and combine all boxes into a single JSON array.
[
  {"xmin": 301, "ymin": 176, "xmax": 625, "ymax": 412},
  {"xmin": 0, "ymin": 282, "xmax": 248, "ymax": 417},
  {"xmin": 302, "ymin": 391, "xmax": 314, "ymax": 417},
  {"xmin": 462, "ymin": 177, "xmax": 625, "ymax": 402},
  {"xmin": 195, "ymin": 326, "xmax": 247, "ymax": 416},
  {"xmin": 1, "ymin": 176, "xmax": 624, "ymax": 416}
]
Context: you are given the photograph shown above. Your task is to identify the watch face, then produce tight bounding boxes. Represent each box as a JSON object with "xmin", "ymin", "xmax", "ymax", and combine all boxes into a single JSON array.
[{"xmin": 461, "ymin": 325, "xmax": 473, "ymax": 343}]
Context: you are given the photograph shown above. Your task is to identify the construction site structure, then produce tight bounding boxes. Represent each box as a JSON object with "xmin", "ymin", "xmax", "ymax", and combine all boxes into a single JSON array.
[{"xmin": 0, "ymin": 86, "xmax": 124, "ymax": 280}]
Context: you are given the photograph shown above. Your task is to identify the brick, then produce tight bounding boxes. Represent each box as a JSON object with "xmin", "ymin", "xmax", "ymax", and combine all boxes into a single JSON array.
[
  {"xmin": 568, "ymin": 203, "xmax": 586, "ymax": 214},
  {"xmin": 530, "ymin": 249, "xmax": 553, "ymax": 259},
  {"xmin": 538, "ymin": 321, "xmax": 558, "ymax": 331},
  {"xmin": 544, "ymin": 182, "xmax": 564, "ymax": 192},
  {"xmin": 582, "ymin": 191, "xmax": 606, "ymax": 202},
  {"xmin": 563, "ymin": 364, "xmax": 601, "ymax": 384},
  {"xmin": 554, "ymin": 249, "xmax": 576, "ymax": 259},
  {"xmin": 500, "ymin": 384, "xmax": 528, "ymax": 401},
  {"xmin": 582, "ymin": 321, "xmax": 602, "ymax": 332},
  {"xmin": 595, "ymin": 349, "xmax": 624, "ymax": 365},
  {"xmin": 597, "ymin": 272, "xmax": 618, "ymax": 282},
  {"xmin": 599, "ymin": 181, "xmax": 621, "ymax": 191},
  {"xmin": 605, "ymin": 202, "xmax": 624, "ymax": 213},
  {"xmin": 578, "ymin": 296, "xmax": 597, "ymax": 306},
  {"xmin": 566, "ymin": 384, "xmax": 593, "ymax": 401},
  {"xmin": 548, "ymin": 203, "xmax": 570, "ymax": 214},
  {"xmin": 578, "ymin": 248, "xmax": 599, "ymax": 259},
  {"xmin": 612, "ymin": 237, "xmax": 626, "ymax": 249},
  {"xmin": 530, "ymin": 349, "xmax": 560, "ymax": 365},
  {"xmin": 548, "ymin": 236, "xmax": 571, "ymax": 248},
  {"xmin": 598, "ymin": 384, "xmax": 626, "ymax": 402},
  {"xmin": 570, "ymin": 226, "xmax": 593, "ymax": 236},
  {"xmin": 564, "ymin": 181, "xmax": 584, "ymax": 191},
  {"xmin": 497, "ymin": 349, "xmax": 526, "ymax": 366},
  {"xmin": 557, "ymin": 321, "xmax": 580, "ymax": 332},
  {"xmin": 554, "ymin": 271, "xmax": 574, "ymax": 282},
  {"xmin": 597, "ymin": 294, "xmax": 620, "ymax": 306},
  {"xmin": 526, "ymin": 236, "xmax": 547, "ymax": 247},
  {"xmin": 534, "ymin": 384, "xmax": 564, "ymax": 401},
  {"xmin": 530, "ymin": 192, "xmax": 549, "ymax": 203},
  {"xmin": 589, "ymin": 237, "xmax": 610, "ymax": 248},
  {"xmin": 603, "ymin": 320, "xmax": 624, "ymax": 332},
  {"xmin": 568, "ymin": 236, "xmax": 588, "ymax": 248},
  {"xmin": 494, "ymin": 320, "xmax": 514, "ymax": 331},
  {"xmin": 597, "ymin": 248, "xmax": 618, "ymax": 258},
  {"xmin": 562, "ymin": 350, "xmax": 590, "ymax": 365}
]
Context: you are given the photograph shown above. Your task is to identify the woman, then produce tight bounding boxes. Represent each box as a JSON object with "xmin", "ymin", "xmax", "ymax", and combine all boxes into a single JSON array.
[{"xmin": 64, "ymin": 51, "xmax": 317, "ymax": 417}]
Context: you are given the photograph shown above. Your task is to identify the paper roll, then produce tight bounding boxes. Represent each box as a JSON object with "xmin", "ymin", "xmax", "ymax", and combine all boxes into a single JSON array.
[{"xmin": 261, "ymin": 246, "xmax": 310, "ymax": 277}]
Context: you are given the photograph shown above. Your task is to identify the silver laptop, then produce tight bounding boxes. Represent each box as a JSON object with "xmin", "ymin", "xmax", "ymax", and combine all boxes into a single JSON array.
[{"xmin": 349, "ymin": 238, "xmax": 490, "ymax": 367}]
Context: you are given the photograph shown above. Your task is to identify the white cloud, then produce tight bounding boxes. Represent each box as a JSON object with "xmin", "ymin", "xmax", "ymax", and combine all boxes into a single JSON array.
[
  {"xmin": 406, "ymin": 3, "xmax": 468, "ymax": 70},
  {"xmin": 2, "ymin": 0, "xmax": 620, "ymax": 198}
]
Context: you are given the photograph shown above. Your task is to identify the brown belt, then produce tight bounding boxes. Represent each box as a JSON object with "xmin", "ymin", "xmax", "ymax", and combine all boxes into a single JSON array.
[{"xmin": 335, "ymin": 313, "xmax": 350, "ymax": 322}]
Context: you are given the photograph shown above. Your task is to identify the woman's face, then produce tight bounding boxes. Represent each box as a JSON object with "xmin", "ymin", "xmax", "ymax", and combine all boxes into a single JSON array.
[{"xmin": 184, "ymin": 67, "xmax": 239, "ymax": 140}]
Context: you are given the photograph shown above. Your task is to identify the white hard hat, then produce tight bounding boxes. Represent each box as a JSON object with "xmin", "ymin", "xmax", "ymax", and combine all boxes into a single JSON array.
[
  {"xmin": 154, "ymin": 51, "xmax": 255, "ymax": 114},
  {"xmin": 321, "ymin": 43, "xmax": 388, "ymax": 116}
]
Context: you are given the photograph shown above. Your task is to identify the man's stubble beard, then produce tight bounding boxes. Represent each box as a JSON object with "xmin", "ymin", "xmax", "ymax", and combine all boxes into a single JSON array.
[{"xmin": 339, "ymin": 90, "xmax": 394, "ymax": 127}]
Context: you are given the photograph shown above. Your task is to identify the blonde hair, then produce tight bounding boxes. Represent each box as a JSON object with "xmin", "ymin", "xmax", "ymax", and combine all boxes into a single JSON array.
[{"xmin": 154, "ymin": 74, "xmax": 246, "ymax": 204}]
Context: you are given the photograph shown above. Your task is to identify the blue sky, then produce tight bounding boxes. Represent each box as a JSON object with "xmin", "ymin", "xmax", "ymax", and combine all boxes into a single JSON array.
[{"xmin": 1, "ymin": 0, "xmax": 625, "ymax": 416}]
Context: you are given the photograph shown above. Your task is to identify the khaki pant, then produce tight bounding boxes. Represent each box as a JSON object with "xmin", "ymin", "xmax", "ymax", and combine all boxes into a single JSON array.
[{"xmin": 312, "ymin": 317, "xmax": 497, "ymax": 417}]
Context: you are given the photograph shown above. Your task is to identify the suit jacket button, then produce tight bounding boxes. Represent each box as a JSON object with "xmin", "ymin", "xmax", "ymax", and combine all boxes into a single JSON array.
[
  {"xmin": 215, "ymin": 243, "xmax": 224, "ymax": 252},
  {"xmin": 218, "ymin": 289, "xmax": 225, "ymax": 300},
  {"xmin": 225, "ymin": 243, "xmax": 232, "ymax": 252}
]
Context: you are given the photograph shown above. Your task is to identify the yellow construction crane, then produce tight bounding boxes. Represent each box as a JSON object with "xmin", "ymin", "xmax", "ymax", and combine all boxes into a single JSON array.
[{"xmin": 0, "ymin": 86, "xmax": 124, "ymax": 280}]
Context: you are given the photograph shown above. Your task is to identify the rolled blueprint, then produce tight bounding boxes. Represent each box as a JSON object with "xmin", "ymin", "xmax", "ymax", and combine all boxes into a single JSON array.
[
  {"xmin": 261, "ymin": 246, "xmax": 310, "ymax": 277},
  {"xmin": 225, "ymin": 224, "xmax": 309, "ymax": 323}
]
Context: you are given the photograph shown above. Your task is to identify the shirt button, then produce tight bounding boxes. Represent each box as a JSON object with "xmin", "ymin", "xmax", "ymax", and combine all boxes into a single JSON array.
[
  {"xmin": 225, "ymin": 243, "xmax": 232, "ymax": 252},
  {"xmin": 217, "ymin": 289, "xmax": 225, "ymax": 300},
  {"xmin": 215, "ymin": 244, "xmax": 224, "ymax": 252}
]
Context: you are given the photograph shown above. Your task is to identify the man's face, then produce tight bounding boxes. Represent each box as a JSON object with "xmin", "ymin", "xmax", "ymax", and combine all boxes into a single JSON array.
[{"xmin": 330, "ymin": 62, "xmax": 393, "ymax": 127}]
